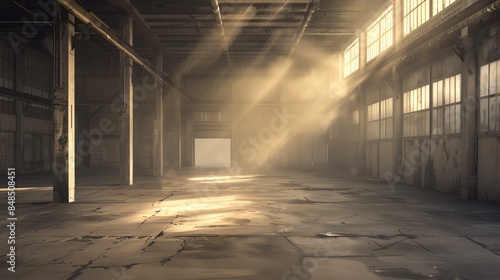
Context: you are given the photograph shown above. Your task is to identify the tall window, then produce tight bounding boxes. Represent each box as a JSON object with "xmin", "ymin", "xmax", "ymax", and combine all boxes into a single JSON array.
[
  {"xmin": 380, "ymin": 98, "xmax": 393, "ymax": 139},
  {"xmin": 367, "ymin": 102, "xmax": 380, "ymax": 140},
  {"xmin": 23, "ymin": 50, "xmax": 51, "ymax": 99},
  {"xmin": 344, "ymin": 38, "xmax": 359, "ymax": 77},
  {"xmin": 367, "ymin": 98, "xmax": 393, "ymax": 140},
  {"xmin": 433, "ymin": 0, "xmax": 457, "ymax": 16},
  {"xmin": 0, "ymin": 39, "xmax": 14, "ymax": 89},
  {"xmin": 403, "ymin": 85, "xmax": 430, "ymax": 136},
  {"xmin": 345, "ymin": 109, "xmax": 360, "ymax": 141},
  {"xmin": 403, "ymin": 0, "xmax": 430, "ymax": 36},
  {"xmin": 480, "ymin": 60, "xmax": 500, "ymax": 132},
  {"xmin": 432, "ymin": 74, "xmax": 461, "ymax": 134},
  {"xmin": 367, "ymin": 5, "xmax": 394, "ymax": 61}
]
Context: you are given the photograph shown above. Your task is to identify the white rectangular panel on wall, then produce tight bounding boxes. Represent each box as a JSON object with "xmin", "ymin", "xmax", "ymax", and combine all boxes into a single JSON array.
[{"xmin": 195, "ymin": 138, "xmax": 231, "ymax": 168}]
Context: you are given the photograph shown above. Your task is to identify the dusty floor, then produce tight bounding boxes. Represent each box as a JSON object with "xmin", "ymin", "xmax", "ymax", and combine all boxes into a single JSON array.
[{"xmin": 1, "ymin": 168, "xmax": 500, "ymax": 280}]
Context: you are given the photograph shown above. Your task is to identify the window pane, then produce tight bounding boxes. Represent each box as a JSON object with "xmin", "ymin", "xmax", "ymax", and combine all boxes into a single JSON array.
[
  {"xmin": 490, "ymin": 96, "xmax": 500, "ymax": 131},
  {"xmin": 479, "ymin": 98, "xmax": 489, "ymax": 132},
  {"xmin": 386, "ymin": 118, "xmax": 393, "ymax": 138},
  {"xmin": 433, "ymin": 108, "xmax": 443, "ymax": 135},
  {"xmin": 491, "ymin": 62, "xmax": 498, "ymax": 95},
  {"xmin": 453, "ymin": 104, "xmax": 461, "ymax": 133},
  {"xmin": 387, "ymin": 98, "xmax": 393, "ymax": 117}
]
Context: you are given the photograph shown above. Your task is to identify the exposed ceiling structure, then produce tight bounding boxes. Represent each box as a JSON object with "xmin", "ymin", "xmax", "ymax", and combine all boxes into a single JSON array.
[{"xmin": 0, "ymin": 0, "xmax": 388, "ymax": 72}]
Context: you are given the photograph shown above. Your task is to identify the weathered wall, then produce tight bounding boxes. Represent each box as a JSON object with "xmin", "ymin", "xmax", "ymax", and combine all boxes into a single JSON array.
[
  {"xmin": 183, "ymin": 104, "xmax": 327, "ymax": 170},
  {"xmin": 403, "ymin": 139, "xmax": 432, "ymax": 189},
  {"xmin": 430, "ymin": 137, "xmax": 461, "ymax": 195},
  {"xmin": 366, "ymin": 142, "xmax": 378, "ymax": 177},
  {"xmin": 476, "ymin": 23, "xmax": 500, "ymax": 203},
  {"xmin": 379, "ymin": 140, "xmax": 393, "ymax": 179},
  {"xmin": 478, "ymin": 137, "xmax": 500, "ymax": 203}
]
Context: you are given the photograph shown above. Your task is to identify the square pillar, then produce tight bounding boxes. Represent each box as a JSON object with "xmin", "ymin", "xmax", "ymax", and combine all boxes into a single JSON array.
[
  {"xmin": 53, "ymin": 10, "xmax": 75, "ymax": 203},
  {"xmin": 152, "ymin": 51, "xmax": 163, "ymax": 176},
  {"xmin": 394, "ymin": 0, "xmax": 403, "ymax": 52},
  {"xmin": 14, "ymin": 100, "xmax": 24, "ymax": 172},
  {"xmin": 460, "ymin": 27, "xmax": 478, "ymax": 200},
  {"xmin": 391, "ymin": 66, "xmax": 404, "ymax": 187},
  {"xmin": 165, "ymin": 85, "xmax": 181, "ymax": 173},
  {"xmin": 120, "ymin": 15, "xmax": 133, "ymax": 185},
  {"xmin": 14, "ymin": 52, "xmax": 24, "ymax": 172}
]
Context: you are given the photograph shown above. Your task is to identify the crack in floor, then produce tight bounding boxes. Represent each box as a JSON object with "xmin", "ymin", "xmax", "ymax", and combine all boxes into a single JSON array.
[
  {"xmin": 66, "ymin": 260, "xmax": 93, "ymax": 280},
  {"xmin": 160, "ymin": 238, "xmax": 191, "ymax": 266},
  {"xmin": 152, "ymin": 193, "xmax": 174, "ymax": 206},
  {"xmin": 136, "ymin": 209, "xmax": 164, "ymax": 230},
  {"xmin": 412, "ymin": 239, "xmax": 435, "ymax": 254},
  {"xmin": 465, "ymin": 236, "xmax": 500, "ymax": 256}
]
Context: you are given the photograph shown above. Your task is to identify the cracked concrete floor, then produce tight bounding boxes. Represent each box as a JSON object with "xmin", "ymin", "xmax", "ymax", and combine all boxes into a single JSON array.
[{"xmin": 1, "ymin": 168, "xmax": 500, "ymax": 279}]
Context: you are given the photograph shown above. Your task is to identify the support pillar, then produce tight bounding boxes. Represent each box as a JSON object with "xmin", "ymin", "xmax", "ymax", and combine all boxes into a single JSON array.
[
  {"xmin": 165, "ymin": 79, "xmax": 181, "ymax": 174},
  {"xmin": 394, "ymin": 0, "xmax": 403, "ymax": 52},
  {"xmin": 14, "ymin": 100, "xmax": 24, "ymax": 172},
  {"xmin": 357, "ymin": 89, "xmax": 366, "ymax": 175},
  {"xmin": 53, "ymin": 9, "xmax": 75, "ymax": 203},
  {"xmin": 152, "ymin": 51, "xmax": 163, "ymax": 176},
  {"xmin": 358, "ymin": 30, "xmax": 367, "ymax": 71},
  {"xmin": 120, "ymin": 15, "xmax": 133, "ymax": 185},
  {"xmin": 460, "ymin": 27, "xmax": 478, "ymax": 200},
  {"xmin": 14, "ymin": 52, "xmax": 24, "ymax": 172},
  {"xmin": 391, "ymin": 66, "xmax": 404, "ymax": 186}
]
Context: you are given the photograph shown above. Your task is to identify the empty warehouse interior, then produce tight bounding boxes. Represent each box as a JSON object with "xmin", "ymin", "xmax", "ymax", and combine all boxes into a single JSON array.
[{"xmin": 1, "ymin": 0, "xmax": 500, "ymax": 279}]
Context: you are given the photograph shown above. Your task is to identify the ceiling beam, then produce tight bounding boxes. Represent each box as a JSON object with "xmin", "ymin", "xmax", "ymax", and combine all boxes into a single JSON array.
[
  {"xmin": 210, "ymin": 0, "xmax": 232, "ymax": 68},
  {"xmin": 218, "ymin": 0, "xmax": 310, "ymax": 3},
  {"xmin": 55, "ymin": 0, "xmax": 193, "ymax": 102},
  {"xmin": 288, "ymin": 0, "xmax": 319, "ymax": 58},
  {"xmin": 143, "ymin": 14, "xmax": 305, "ymax": 20},
  {"xmin": 107, "ymin": 0, "xmax": 177, "ymax": 65}
]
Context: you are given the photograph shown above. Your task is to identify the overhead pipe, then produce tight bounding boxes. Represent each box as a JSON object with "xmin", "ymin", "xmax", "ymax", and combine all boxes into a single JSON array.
[
  {"xmin": 210, "ymin": 0, "xmax": 232, "ymax": 68},
  {"xmin": 54, "ymin": 0, "xmax": 194, "ymax": 102},
  {"xmin": 288, "ymin": 0, "xmax": 319, "ymax": 58}
]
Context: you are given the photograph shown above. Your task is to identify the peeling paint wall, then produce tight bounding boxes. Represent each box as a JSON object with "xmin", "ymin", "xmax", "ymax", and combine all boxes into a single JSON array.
[
  {"xmin": 430, "ymin": 138, "xmax": 461, "ymax": 195},
  {"xmin": 403, "ymin": 139, "xmax": 432, "ymax": 189}
]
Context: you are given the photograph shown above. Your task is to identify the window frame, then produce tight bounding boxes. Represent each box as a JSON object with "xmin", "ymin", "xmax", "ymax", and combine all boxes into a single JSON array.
[
  {"xmin": 403, "ymin": 85, "xmax": 431, "ymax": 137},
  {"xmin": 403, "ymin": 0, "xmax": 430, "ymax": 36},
  {"xmin": 344, "ymin": 38, "xmax": 360, "ymax": 77},
  {"xmin": 432, "ymin": 74, "xmax": 461, "ymax": 135},
  {"xmin": 479, "ymin": 60, "xmax": 500, "ymax": 133},
  {"xmin": 367, "ymin": 5, "xmax": 394, "ymax": 62}
]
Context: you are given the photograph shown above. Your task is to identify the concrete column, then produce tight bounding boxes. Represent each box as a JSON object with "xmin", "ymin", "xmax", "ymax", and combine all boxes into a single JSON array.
[
  {"xmin": 14, "ymin": 100, "xmax": 24, "ymax": 172},
  {"xmin": 394, "ymin": 0, "xmax": 403, "ymax": 52},
  {"xmin": 392, "ymin": 66, "xmax": 404, "ymax": 184},
  {"xmin": 14, "ymin": 52, "xmax": 24, "ymax": 172},
  {"xmin": 460, "ymin": 27, "xmax": 477, "ymax": 200},
  {"xmin": 185, "ymin": 106, "xmax": 193, "ymax": 167},
  {"xmin": 357, "ymin": 89, "xmax": 366, "ymax": 175},
  {"xmin": 165, "ymin": 83, "xmax": 181, "ymax": 173},
  {"xmin": 53, "ymin": 10, "xmax": 75, "ymax": 203},
  {"xmin": 119, "ymin": 15, "xmax": 133, "ymax": 185},
  {"xmin": 152, "ymin": 51, "xmax": 163, "ymax": 176},
  {"xmin": 358, "ymin": 30, "xmax": 367, "ymax": 71}
]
